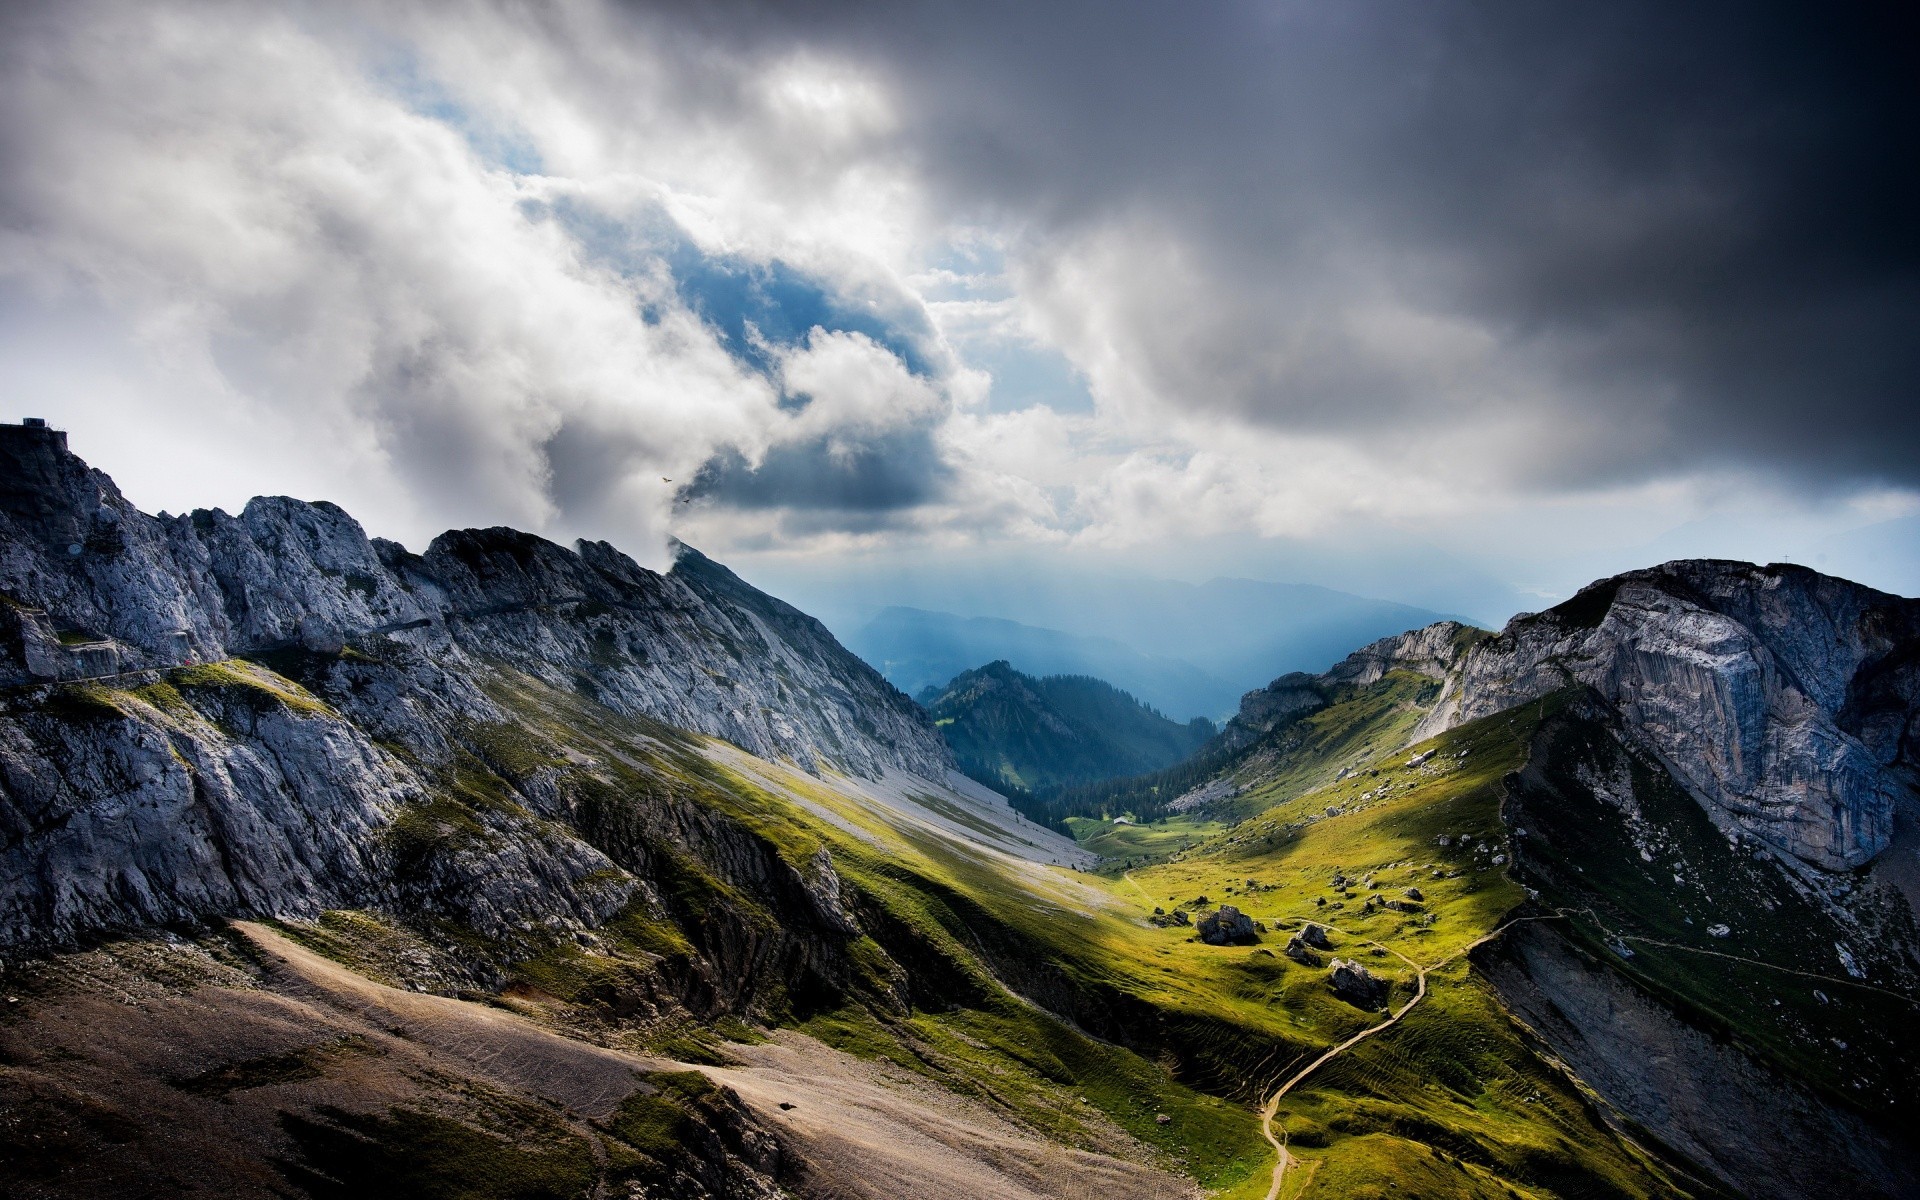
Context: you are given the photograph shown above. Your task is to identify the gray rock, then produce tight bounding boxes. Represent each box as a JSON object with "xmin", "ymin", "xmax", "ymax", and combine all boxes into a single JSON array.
[
  {"xmin": 1197, "ymin": 905, "xmax": 1258, "ymax": 945},
  {"xmin": 1328, "ymin": 958, "xmax": 1391, "ymax": 1010},
  {"xmin": 1283, "ymin": 935, "xmax": 1322, "ymax": 966},
  {"xmin": 1298, "ymin": 921, "xmax": 1334, "ymax": 950}
]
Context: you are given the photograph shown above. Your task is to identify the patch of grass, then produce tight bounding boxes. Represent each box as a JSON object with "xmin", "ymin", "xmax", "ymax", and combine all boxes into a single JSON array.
[
  {"xmin": 175, "ymin": 659, "xmax": 334, "ymax": 719},
  {"xmin": 385, "ymin": 796, "xmax": 492, "ymax": 875},
  {"xmin": 125, "ymin": 679, "xmax": 193, "ymax": 718},
  {"xmin": 1066, "ymin": 813, "xmax": 1226, "ymax": 863},
  {"xmin": 602, "ymin": 1071, "xmax": 721, "ymax": 1160},
  {"xmin": 36, "ymin": 681, "xmax": 127, "ymax": 722}
]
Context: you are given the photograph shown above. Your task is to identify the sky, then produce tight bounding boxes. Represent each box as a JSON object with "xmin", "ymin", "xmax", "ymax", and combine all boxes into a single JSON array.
[{"xmin": 1, "ymin": 0, "xmax": 1915, "ymax": 627}]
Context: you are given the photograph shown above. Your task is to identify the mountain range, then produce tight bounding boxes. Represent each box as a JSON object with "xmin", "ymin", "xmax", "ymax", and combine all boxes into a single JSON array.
[
  {"xmin": 847, "ymin": 580, "xmax": 1462, "ymax": 722},
  {"xmin": 2, "ymin": 420, "xmax": 1916, "ymax": 1200}
]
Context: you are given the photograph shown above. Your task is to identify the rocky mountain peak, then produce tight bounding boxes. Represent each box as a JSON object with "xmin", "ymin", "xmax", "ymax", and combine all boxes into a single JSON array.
[
  {"xmin": 0, "ymin": 423, "xmax": 949, "ymax": 781},
  {"xmin": 1419, "ymin": 559, "xmax": 1920, "ymax": 871}
]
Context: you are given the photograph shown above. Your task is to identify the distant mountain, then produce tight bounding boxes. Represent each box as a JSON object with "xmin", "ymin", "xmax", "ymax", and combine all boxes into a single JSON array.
[
  {"xmin": 850, "ymin": 606, "xmax": 1234, "ymax": 720},
  {"xmin": 921, "ymin": 661, "xmax": 1216, "ymax": 794},
  {"xmin": 841, "ymin": 579, "xmax": 1465, "ymax": 722}
]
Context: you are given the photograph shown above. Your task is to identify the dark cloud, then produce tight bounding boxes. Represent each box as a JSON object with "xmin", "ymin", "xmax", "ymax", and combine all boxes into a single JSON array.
[
  {"xmin": 687, "ymin": 427, "xmax": 953, "ymax": 514},
  {"xmin": 631, "ymin": 0, "xmax": 1920, "ymax": 489}
]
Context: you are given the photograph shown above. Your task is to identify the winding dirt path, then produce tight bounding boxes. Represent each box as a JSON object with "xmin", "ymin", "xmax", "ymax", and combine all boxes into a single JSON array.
[{"xmin": 1250, "ymin": 914, "xmax": 1555, "ymax": 1200}]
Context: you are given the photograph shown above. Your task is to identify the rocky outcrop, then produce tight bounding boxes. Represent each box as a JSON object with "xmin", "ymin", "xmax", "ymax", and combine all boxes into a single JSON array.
[
  {"xmin": 1320, "ymin": 620, "xmax": 1485, "ymax": 688},
  {"xmin": 1416, "ymin": 561, "xmax": 1920, "ymax": 871},
  {"xmin": 1283, "ymin": 935, "xmax": 1322, "ymax": 966},
  {"xmin": 1196, "ymin": 904, "xmax": 1257, "ymax": 945},
  {"xmin": 1486, "ymin": 921, "xmax": 1918, "ymax": 1200}
]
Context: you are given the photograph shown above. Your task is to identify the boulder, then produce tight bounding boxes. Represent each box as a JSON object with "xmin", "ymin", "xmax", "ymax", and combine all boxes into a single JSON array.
[
  {"xmin": 1197, "ymin": 905, "xmax": 1258, "ymax": 945},
  {"xmin": 1328, "ymin": 958, "xmax": 1391, "ymax": 1010},
  {"xmin": 1283, "ymin": 936, "xmax": 1322, "ymax": 966},
  {"xmin": 1299, "ymin": 922, "xmax": 1333, "ymax": 950},
  {"xmin": 1403, "ymin": 886, "xmax": 1424, "ymax": 902}
]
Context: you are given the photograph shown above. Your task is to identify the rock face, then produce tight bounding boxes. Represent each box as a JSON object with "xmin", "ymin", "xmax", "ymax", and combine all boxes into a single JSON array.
[
  {"xmin": 1327, "ymin": 958, "xmax": 1390, "ymax": 1010},
  {"xmin": 1415, "ymin": 561, "xmax": 1920, "ymax": 871},
  {"xmin": 1196, "ymin": 904, "xmax": 1258, "ymax": 945},
  {"xmin": 0, "ymin": 423, "xmax": 946, "ymax": 780},
  {"xmin": 0, "ymin": 424, "xmax": 954, "ymax": 952}
]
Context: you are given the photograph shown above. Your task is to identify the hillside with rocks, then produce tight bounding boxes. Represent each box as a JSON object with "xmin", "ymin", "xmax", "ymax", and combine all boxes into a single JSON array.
[
  {"xmin": 3, "ymin": 421, "xmax": 1917, "ymax": 1200},
  {"xmin": 1089, "ymin": 560, "xmax": 1920, "ymax": 1198}
]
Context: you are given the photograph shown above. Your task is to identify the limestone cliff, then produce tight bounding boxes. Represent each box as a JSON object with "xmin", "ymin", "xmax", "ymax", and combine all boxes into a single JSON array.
[
  {"xmin": 0, "ymin": 422, "xmax": 946, "ymax": 780},
  {"xmin": 1417, "ymin": 561, "xmax": 1920, "ymax": 871},
  {"xmin": 0, "ymin": 422, "xmax": 952, "ymax": 953}
]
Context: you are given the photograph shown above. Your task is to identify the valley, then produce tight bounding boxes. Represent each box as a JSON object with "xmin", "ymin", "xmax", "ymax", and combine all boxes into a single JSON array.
[{"xmin": 3, "ymin": 426, "xmax": 1917, "ymax": 1200}]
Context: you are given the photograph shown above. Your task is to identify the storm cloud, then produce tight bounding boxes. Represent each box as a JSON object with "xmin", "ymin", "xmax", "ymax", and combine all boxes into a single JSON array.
[
  {"xmin": 668, "ymin": 0, "xmax": 1919, "ymax": 487},
  {"xmin": 0, "ymin": 0, "xmax": 1912, "ymax": 570}
]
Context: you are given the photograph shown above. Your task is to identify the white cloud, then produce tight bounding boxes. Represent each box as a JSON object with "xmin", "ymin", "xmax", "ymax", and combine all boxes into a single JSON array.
[{"xmin": 0, "ymin": 0, "xmax": 1908, "ymax": 605}]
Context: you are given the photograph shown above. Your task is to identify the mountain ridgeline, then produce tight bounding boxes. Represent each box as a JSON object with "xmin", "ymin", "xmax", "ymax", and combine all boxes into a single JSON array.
[
  {"xmin": 2, "ymin": 419, "xmax": 1918, "ymax": 1200},
  {"xmin": 917, "ymin": 660, "xmax": 1215, "ymax": 797},
  {"xmin": 1087, "ymin": 562, "xmax": 1920, "ymax": 1197}
]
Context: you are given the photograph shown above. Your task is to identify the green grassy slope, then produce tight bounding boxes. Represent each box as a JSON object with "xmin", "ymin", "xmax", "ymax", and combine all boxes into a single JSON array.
[
  {"xmin": 460, "ymin": 663, "xmax": 1683, "ymax": 1197},
  {"xmin": 21, "ymin": 649, "xmax": 1805, "ymax": 1199},
  {"xmin": 1064, "ymin": 682, "xmax": 1693, "ymax": 1198}
]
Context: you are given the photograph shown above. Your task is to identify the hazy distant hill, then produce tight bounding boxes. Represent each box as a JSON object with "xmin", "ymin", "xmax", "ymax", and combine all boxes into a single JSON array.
[
  {"xmin": 921, "ymin": 661, "xmax": 1216, "ymax": 794},
  {"xmin": 848, "ymin": 580, "xmax": 1464, "ymax": 720},
  {"xmin": 851, "ymin": 607, "xmax": 1233, "ymax": 719}
]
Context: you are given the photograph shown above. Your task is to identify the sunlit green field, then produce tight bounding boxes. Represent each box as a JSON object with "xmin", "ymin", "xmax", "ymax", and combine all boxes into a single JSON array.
[
  {"xmin": 1065, "ymin": 813, "xmax": 1227, "ymax": 861},
  {"xmin": 280, "ymin": 660, "xmax": 1684, "ymax": 1199}
]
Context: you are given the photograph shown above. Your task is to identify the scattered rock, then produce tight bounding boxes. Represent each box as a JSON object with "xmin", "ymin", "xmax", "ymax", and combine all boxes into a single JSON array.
[
  {"xmin": 1403, "ymin": 886, "xmax": 1424, "ymax": 902},
  {"xmin": 1298, "ymin": 922, "xmax": 1333, "ymax": 950},
  {"xmin": 1707, "ymin": 923, "xmax": 1731, "ymax": 938},
  {"xmin": 1283, "ymin": 936, "xmax": 1322, "ymax": 967}
]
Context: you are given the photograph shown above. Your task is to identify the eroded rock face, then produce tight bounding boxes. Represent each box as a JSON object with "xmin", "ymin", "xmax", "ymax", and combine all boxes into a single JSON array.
[
  {"xmin": 0, "ymin": 425, "xmax": 953, "ymax": 952},
  {"xmin": 1217, "ymin": 621, "xmax": 1487, "ymax": 756},
  {"xmin": 0, "ymin": 426, "xmax": 947, "ymax": 781},
  {"xmin": 1415, "ymin": 561, "xmax": 1920, "ymax": 871}
]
